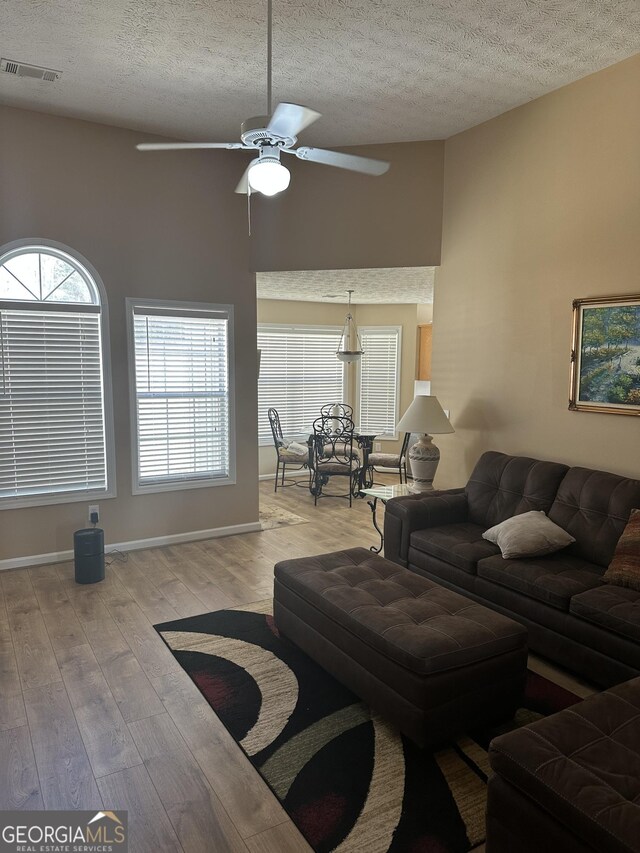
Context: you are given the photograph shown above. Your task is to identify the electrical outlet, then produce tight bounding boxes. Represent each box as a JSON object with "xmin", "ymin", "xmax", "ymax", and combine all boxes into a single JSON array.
[
  {"xmin": 88, "ymin": 504, "xmax": 99, "ymax": 524},
  {"xmin": 374, "ymin": 442, "xmax": 382, "ymax": 451}
]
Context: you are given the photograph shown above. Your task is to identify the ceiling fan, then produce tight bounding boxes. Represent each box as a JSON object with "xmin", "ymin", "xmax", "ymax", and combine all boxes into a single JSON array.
[{"xmin": 135, "ymin": 0, "xmax": 390, "ymax": 197}]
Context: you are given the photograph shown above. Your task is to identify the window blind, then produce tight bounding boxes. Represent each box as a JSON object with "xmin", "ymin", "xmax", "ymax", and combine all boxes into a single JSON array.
[
  {"xmin": 0, "ymin": 306, "xmax": 108, "ymax": 500},
  {"xmin": 358, "ymin": 327, "xmax": 400, "ymax": 438},
  {"xmin": 131, "ymin": 307, "xmax": 230, "ymax": 487},
  {"xmin": 257, "ymin": 325, "xmax": 344, "ymax": 443}
]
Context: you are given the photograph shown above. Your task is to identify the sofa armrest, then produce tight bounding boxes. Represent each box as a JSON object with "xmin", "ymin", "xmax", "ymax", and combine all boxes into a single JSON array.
[{"xmin": 383, "ymin": 488, "xmax": 468, "ymax": 566}]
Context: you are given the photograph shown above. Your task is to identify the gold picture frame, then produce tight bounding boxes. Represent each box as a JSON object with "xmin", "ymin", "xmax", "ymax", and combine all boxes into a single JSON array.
[{"xmin": 569, "ymin": 294, "xmax": 640, "ymax": 416}]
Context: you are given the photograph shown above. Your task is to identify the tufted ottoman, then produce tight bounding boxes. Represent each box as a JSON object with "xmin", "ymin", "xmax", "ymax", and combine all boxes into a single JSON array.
[{"xmin": 274, "ymin": 547, "xmax": 528, "ymax": 746}]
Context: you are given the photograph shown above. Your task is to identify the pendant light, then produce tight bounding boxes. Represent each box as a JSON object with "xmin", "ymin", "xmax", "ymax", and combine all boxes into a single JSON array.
[{"xmin": 336, "ymin": 290, "xmax": 364, "ymax": 362}]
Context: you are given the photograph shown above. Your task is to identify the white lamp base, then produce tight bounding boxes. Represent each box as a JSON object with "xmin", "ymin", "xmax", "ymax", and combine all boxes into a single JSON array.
[{"xmin": 408, "ymin": 434, "xmax": 440, "ymax": 492}]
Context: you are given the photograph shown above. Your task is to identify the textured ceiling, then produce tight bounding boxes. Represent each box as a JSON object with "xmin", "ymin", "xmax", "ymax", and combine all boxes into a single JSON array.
[
  {"xmin": 1, "ymin": 1, "xmax": 638, "ymax": 145},
  {"xmin": 256, "ymin": 267, "xmax": 435, "ymax": 304}
]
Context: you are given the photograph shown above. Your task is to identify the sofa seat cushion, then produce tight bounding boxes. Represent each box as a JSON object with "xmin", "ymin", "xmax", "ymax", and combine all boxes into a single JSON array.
[
  {"xmin": 410, "ymin": 522, "xmax": 500, "ymax": 574},
  {"xmin": 570, "ymin": 585, "xmax": 640, "ymax": 644},
  {"xmin": 488, "ymin": 677, "xmax": 640, "ymax": 853},
  {"xmin": 274, "ymin": 547, "xmax": 526, "ymax": 675},
  {"xmin": 477, "ymin": 552, "xmax": 604, "ymax": 610}
]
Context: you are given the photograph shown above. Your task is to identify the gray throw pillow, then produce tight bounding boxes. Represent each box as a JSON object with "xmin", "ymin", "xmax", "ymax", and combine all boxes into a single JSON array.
[{"xmin": 483, "ymin": 511, "xmax": 575, "ymax": 559}]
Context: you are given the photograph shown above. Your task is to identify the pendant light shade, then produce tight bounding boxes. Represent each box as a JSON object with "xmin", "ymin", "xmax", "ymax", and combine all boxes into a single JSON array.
[{"xmin": 336, "ymin": 290, "xmax": 364, "ymax": 362}]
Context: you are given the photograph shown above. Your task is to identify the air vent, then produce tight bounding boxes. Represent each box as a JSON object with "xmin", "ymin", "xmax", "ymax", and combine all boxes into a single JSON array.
[{"xmin": 0, "ymin": 58, "xmax": 61, "ymax": 82}]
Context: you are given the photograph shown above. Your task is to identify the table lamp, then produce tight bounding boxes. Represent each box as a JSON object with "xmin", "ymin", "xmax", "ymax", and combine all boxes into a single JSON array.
[{"xmin": 396, "ymin": 395, "xmax": 454, "ymax": 492}]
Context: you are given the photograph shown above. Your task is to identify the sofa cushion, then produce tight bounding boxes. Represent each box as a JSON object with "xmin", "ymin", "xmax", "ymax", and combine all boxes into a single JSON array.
[
  {"xmin": 488, "ymin": 677, "xmax": 640, "ymax": 853},
  {"xmin": 465, "ymin": 451, "xmax": 569, "ymax": 529},
  {"xmin": 477, "ymin": 552, "xmax": 604, "ymax": 610},
  {"xmin": 483, "ymin": 510, "xmax": 575, "ymax": 559},
  {"xmin": 410, "ymin": 522, "xmax": 500, "ymax": 574},
  {"xmin": 603, "ymin": 508, "xmax": 640, "ymax": 591},
  {"xmin": 548, "ymin": 467, "xmax": 640, "ymax": 568},
  {"xmin": 571, "ymin": 585, "xmax": 640, "ymax": 644}
]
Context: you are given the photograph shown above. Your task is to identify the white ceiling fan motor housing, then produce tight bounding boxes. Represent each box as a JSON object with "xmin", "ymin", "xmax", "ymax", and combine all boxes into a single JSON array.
[{"xmin": 240, "ymin": 116, "xmax": 297, "ymax": 149}]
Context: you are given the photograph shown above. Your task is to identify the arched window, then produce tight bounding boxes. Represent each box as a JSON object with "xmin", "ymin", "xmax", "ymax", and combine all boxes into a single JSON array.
[{"xmin": 0, "ymin": 242, "xmax": 115, "ymax": 507}]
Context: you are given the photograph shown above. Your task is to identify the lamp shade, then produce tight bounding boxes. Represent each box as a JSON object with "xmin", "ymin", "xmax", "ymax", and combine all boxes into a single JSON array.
[{"xmin": 396, "ymin": 395, "xmax": 454, "ymax": 435}]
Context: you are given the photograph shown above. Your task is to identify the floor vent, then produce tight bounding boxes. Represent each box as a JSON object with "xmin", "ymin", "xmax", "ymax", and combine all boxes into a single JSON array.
[{"xmin": 0, "ymin": 58, "xmax": 62, "ymax": 82}]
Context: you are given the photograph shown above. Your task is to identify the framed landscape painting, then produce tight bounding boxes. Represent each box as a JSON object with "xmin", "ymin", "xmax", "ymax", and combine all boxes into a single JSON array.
[{"xmin": 569, "ymin": 294, "xmax": 640, "ymax": 416}]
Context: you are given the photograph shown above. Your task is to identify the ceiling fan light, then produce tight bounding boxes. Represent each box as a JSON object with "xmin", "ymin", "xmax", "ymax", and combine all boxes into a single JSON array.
[{"xmin": 248, "ymin": 158, "xmax": 290, "ymax": 196}]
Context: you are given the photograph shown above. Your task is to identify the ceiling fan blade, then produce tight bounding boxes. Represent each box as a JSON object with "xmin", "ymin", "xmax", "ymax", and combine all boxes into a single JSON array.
[
  {"xmin": 136, "ymin": 142, "xmax": 246, "ymax": 151},
  {"xmin": 235, "ymin": 164, "xmax": 252, "ymax": 194},
  {"xmin": 267, "ymin": 103, "xmax": 321, "ymax": 139},
  {"xmin": 293, "ymin": 147, "xmax": 389, "ymax": 176}
]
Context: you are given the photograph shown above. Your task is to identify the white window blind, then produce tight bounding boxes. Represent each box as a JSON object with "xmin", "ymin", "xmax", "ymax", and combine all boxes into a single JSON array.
[
  {"xmin": 358, "ymin": 327, "xmax": 401, "ymax": 438},
  {"xmin": 0, "ymin": 307, "xmax": 107, "ymax": 501},
  {"xmin": 130, "ymin": 302, "xmax": 232, "ymax": 490},
  {"xmin": 0, "ymin": 244, "xmax": 112, "ymax": 508},
  {"xmin": 257, "ymin": 325, "xmax": 344, "ymax": 443}
]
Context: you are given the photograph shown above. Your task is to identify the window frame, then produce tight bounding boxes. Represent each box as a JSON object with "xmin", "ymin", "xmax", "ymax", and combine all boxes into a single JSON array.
[
  {"xmin": 0, "ymin": 238, "xmax": 116, "ymax": 510},
  {"xmin": 257, "ymin": 322, "xmax": 347, "ymax": 447},
  {"xmin": 356, "ymin": 325, "xmax": 402, "ymax": 441},
  {"xmin": 126, "ymin": 297, "xmax": 236, "ymax": 495}
]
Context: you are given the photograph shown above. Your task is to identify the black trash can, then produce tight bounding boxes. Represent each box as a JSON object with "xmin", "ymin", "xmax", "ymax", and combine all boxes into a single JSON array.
[{"xmin": 74, "ymin": 527, "xmax": 105, "ymax": 584}]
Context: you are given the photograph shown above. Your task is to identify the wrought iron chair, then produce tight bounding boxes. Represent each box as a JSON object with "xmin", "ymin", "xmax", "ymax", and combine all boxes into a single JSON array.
[
  {"xmin": 367, "ymin": 432, "xmax": 412, "ymax": 484},
  {"xmin": 308, "ymin": 414, "xmax": 361, "ymax": 506},
  {"xmin": 319, "ymin": 403, "xmax": 354, "ymax": 419},
  {"xmin": 267, "ymin": 407, "xmax": 308, "ymax": 492},
  {"xmin": 319, "ymin": 403, "xmax": 356, "ymax": 458}
]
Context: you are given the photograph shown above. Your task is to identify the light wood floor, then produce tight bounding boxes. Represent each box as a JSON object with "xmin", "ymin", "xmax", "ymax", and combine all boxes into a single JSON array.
[{"xmin": 0, "ymin": 476, "xmax": 596, "ymax": 852}]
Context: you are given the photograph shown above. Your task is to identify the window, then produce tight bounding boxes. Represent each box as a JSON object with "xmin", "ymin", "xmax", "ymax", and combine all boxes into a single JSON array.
[
  {"xmin": 0, "ymin": 242, "xmax": 115, "ymax": 508},
  {"xmin": 257, "ymin": 325, "xmax": 345, "ymax": 443},
  {"xmin": 128, "ymin": 299, "xmax": 234, "ymax": 493},
  {"xmin": 358, "ymin": 326, "xmax": 401, "ymax": 439}
]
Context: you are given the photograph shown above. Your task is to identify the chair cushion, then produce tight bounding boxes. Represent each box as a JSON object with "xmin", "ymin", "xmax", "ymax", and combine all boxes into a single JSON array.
[
  {"xmin": 548, "ymin": 467, "xmax": 640, "ymax": 567},
  {"xmin": 278, "ymin": 447, "xmax": 308, "ymax": 462},
  {"xmin": 483, "ymin": 511, "xmax": 575, "ymax": 559},
  {"xmin": 603, "ymin": 508, "xmax": 640, "ymax": 591},
  {"xmin": 410, "ymin": 522, "xmax": 500, "ymax": 574},
  {"xmin": 488, "ymin": 677, "xmax": 640, "ymax": 853},
  {"xmin": 369, "ymin": 452, "xmax": 402, "ymax": 467},
  {"xmin": 570, "ymin": 585, "xmax": 640, "ymax": 644},
  {"xmin": 477, "ymin": 552, "xmax": 604, "ymax": 610},
  {"xmin": 316, "ymin": 460, "xmax": 357, "ymax": 474}
]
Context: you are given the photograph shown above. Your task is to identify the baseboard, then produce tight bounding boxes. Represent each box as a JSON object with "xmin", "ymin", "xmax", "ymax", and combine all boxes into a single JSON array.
[
  {"xmin": 0, "ymin": 520, "xmax": 262, "ymax": 572},
  {"xmin": 259, "ymin": 471, "xmax": 308, "ymax": 481}
]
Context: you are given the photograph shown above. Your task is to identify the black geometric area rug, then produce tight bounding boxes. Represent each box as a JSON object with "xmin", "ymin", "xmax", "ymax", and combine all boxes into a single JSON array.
[{"xmin": 155, "ymin": 602, "xmax": 579, "ymax": 853}]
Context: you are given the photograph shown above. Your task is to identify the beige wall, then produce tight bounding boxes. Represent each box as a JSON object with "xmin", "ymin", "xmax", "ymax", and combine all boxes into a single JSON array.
[
  {"xmin": 433, "ymin": 54, "xmax": 640, "ymax": 488},
  {"xmin": 257, "ymin": 299, "xmax": 420, "ymax": 476},
  {"xmin": 251, "ymin": 141, "xmax": 444, "ymax": 272},
  {"xmin": 0, "ymin": 106, "xmax": 259, "ymax": 561}
]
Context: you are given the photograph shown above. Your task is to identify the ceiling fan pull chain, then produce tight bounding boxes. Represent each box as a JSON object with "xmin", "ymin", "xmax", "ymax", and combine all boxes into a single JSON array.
[
  {"xmin": 247, "ymin": 185, "xmax": 252, "ymax": 236},
  {"xmin": 267, "ymin": 0, "xmax": 272, "ymax": 116}
]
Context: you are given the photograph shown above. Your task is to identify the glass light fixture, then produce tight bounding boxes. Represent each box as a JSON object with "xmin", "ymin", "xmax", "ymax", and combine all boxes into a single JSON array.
[
  {"xmin": 248, "ymin": 156, "xmax": 291, "ymax": 196},
  {"xmin": 336, "ymin": 290, "xmax": 364, "ymax": 362}
]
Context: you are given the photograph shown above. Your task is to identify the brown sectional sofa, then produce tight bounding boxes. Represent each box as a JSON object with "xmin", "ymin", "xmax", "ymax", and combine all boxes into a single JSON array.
[
  {"xmin": 384, "ymin": 451, "xmax": 640, "ymax": 687},
  {"xmin": 486, "ymin": 676, "xmax": 640, "ymax": 852}
]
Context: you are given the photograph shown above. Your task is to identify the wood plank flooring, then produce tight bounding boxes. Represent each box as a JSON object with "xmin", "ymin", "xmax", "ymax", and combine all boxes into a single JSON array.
[{"xmin": 0, "ymin": 477, "xmax": 596, "ymax": 852}]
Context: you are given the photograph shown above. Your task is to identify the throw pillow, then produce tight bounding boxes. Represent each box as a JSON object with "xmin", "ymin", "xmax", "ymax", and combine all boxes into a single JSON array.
[
  {"xmin": 287, "ymin": 440, "xmax": 309, "ymax": 456},
  {"xmin": 603, "ymin": 508, "xmax": 640, "ymax": 591},
  {"xmin": 483, "ymin": 511, "xmax": 576, "ymax": 559}
]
